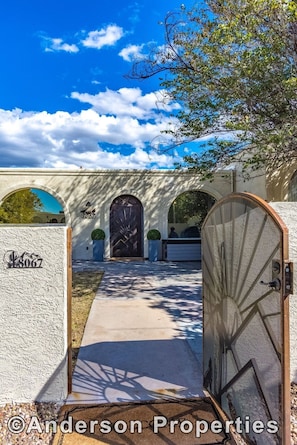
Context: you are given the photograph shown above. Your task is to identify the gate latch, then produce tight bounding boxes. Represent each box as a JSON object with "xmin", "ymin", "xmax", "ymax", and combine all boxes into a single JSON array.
[
  {"xmin": 260, "ymin": 260, "xmax": 293, "ymax": 295},
  {"xmin": 284, "ymin": 261, "xmax": 293, "ymax": 296},
  {"xmin": 260, "ymin": 278, "xmax": 281, "ymax": 291}
]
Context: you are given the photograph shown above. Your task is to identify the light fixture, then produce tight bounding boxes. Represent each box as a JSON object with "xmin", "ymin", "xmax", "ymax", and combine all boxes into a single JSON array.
[{"xmin": 80, "ymin": 202, "xmax": 96, "ymax": 218}]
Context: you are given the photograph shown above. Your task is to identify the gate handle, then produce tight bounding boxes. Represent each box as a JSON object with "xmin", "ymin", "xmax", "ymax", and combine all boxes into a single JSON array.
[{"xmin": 260, "ymin": 279, "xmax": 281, "ymax": 291}]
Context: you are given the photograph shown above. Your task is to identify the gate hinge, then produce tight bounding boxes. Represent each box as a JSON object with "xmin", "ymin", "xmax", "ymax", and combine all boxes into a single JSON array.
[{"xmin": 284, "ymin": 261, "xmax": 293, "ymax": 296}]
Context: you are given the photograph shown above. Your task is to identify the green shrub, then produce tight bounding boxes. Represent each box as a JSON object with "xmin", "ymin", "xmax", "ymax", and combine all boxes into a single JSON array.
[
  {"xmin": 147, "ymin": 229, "xmax": 161, "ymax": 240},
  {"xmin": 91, "ymin": 229, "xmax": 105, "ymax": 240}
]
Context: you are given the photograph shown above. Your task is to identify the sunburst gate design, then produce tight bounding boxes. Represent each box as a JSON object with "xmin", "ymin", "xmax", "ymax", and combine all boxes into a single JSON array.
[
  {"xmin": 110, "ymin": 195, "xmax": 143, "ymax": 257},
  {"xmin": 202, "ymin": 193, "xmax": 290, "ymax": 445}
]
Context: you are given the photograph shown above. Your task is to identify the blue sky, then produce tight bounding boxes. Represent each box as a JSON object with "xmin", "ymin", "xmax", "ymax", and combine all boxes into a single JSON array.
[
  {"xmin": 32, "ymin": 188, "xmax": 63, "ymax": 213},
  {"xmin": 0, "ymin": 0, "xmax": 199, "ymax": 170}
]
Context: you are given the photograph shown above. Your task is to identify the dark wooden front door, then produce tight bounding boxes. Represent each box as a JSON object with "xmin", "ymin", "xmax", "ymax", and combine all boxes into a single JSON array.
[{"xmin": 110, "ymin": 195, "xmax": 143, "ymax": 257}]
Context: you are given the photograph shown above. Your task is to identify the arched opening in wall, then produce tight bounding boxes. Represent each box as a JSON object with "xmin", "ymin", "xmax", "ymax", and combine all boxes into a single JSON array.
[
  {"xmin": 288, "ymin": 171, "xmax": 297, "ymax": 201},
  {"xmin": 0, "ymin": 188, "xmax": 66, "ymax": 224},
  {"xmin": 168, "ymin": 190, "xmax": 216, "ymax": 238},
  {"xmin": 110, "ymin": 195, "xmax": 143, "ymax": 258}
]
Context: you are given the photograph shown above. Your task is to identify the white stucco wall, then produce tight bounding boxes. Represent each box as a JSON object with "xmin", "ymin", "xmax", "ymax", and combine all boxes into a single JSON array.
[
  {"xmin": 0, "ymin": 168, "xmax": 238, "ymax": 260},
  {"xmin": 233, "ymin": 165, "xmax": 267, "ymax": 198},
  {"xmin": 270, "ymin": 202, "xmax": 297, "ymax": 383},
  {"xmin": 0, "ymin": 225, "xmax": 70, "ymax": 403}
]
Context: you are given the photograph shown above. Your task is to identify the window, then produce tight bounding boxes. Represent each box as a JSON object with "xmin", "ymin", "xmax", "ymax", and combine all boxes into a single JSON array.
[{"xmin": 168, "ymin": 191, "xmax": 216, "ymax": 238}]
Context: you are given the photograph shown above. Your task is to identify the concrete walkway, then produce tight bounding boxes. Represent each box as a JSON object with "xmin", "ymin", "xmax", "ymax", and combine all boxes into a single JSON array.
[{"xmin": 68, "ymin": 260, "xmax": 204, "ymax": 405}]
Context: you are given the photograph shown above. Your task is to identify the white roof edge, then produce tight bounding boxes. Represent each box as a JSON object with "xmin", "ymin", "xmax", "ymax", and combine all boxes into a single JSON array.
[{"xmin": 0, "ymin": 167, "xmax": 231, "ymax": 175}]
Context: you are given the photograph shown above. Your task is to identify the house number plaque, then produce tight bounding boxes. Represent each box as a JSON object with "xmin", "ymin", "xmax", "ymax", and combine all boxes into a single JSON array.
[{"xmin": 4, "ymin": 250, "xmax": 43, "ymax": 269}]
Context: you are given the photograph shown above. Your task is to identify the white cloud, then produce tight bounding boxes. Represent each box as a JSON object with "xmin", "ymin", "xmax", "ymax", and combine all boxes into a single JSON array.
[
  {"xmin": 118, "ymin": 41, "xmax": 177, "ymax": 65},
  {"xmin": 0, "ymin": 96, "xmax": 180, "ymax": 169},
  {"xmin": 70, "ymin": 87, "xmax": 180, "ymax": 119},
  {"xmin": 42, "ymin": 37, "xmax": 79, "ymax": 53},
  {"xmin": 119, "ymin": 44, "xmax": 145, "ymax": 62},
  {"xmin": 81, "ymin": 25, "xmax": 124, "ymax": 49},
  {"xmin": 45, "ymin": 146, "xmax": 174, "ymax": 170},
  {"xmin": 39, "ymin": 24, "xmax": 124, "ymax": 53}
]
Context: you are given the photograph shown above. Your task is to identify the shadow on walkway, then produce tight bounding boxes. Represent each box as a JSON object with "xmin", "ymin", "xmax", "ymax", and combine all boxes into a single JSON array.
[
  {"xmin": 70, "ymin": 338, "xmax": 203, "ymax": 404},
  {"xmin": 69, "ymin": 261, "xmax": 204, "ymax": 405}
]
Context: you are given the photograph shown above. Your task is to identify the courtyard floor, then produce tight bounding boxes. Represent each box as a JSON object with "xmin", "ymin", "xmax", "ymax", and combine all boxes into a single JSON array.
[{"xmin": 68, "ymin": 260, "xmax": 204, "ymax": 404}]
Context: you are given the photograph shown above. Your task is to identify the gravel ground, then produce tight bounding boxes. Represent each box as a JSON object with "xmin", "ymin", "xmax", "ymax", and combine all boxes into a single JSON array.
[
  {"xmin": 0, "ymin": 402, "xmax": 61, "ymax": 445},
  {"xmin": 1, "ymin": 388, "xmax": 297, "ymax": 445},
  {"xmin": 0, "ymin": 401, "xmax": 248, "ymax": 445},
  {"xmin": 291, "ymin": 383, "xmax": 297, "ymax": 444}
]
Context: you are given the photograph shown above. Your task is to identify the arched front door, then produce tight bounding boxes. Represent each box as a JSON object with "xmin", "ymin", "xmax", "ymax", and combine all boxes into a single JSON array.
[{"xmin": 110, "ymin": 195, "xmax": 143, "ymax": 258}]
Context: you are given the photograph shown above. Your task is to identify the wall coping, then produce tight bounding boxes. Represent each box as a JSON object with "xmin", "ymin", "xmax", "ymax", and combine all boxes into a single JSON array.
[
  {"xmin": 0, "ymin": 223, "xmax": 66, "ymax": 227},
  {"xmin": 0, "ymin": 167, "xmax": 232, "ymax": 177}
]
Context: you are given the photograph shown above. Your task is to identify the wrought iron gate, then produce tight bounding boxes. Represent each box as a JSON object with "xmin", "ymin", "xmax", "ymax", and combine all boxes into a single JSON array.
[
  {"xmin": 110, "ymin": 195, "xmax": 143, "ymax": 257},
  {"xmin": 202, "ymin": 193, "xmax": 290, "ymax": 445}
]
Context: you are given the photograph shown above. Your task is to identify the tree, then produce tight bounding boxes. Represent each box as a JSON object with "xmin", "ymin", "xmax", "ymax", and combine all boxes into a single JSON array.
[
  {"xmin": 129, "ymin": 0, "xmax": 297, "ymax": 177},
  {"xmin": 0, "ymin": 189, "xmax": 43, "ymax": 223},
  {"xmin": 168, "ymin": 191, "xmax": 215, "ymax": 229}
]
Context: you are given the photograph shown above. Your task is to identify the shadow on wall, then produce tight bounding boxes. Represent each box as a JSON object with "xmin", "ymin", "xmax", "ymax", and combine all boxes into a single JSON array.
[
  {"xmin": 70, "ymin": 171, "xmax": 165, "ymax": 260},
  {"xmin": 47, "ymin": 170, "xmax": 224, "ymax": 260},
  {"xmin": 266, "ymin": 163, "xmax": 297, "ymax": 202},
  {"xmin": 34, "ymin": 356, "xmax": 68, "ymax": 403},
  {"xmin": 0, "ymin": 169, "xmax": 233, "ymax": 260}
]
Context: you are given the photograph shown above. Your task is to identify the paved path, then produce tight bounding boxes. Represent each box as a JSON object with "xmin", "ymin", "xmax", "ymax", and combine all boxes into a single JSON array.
[{"xmin": 68, "ymin": 260, "xmax": 204, "ymax": 404}]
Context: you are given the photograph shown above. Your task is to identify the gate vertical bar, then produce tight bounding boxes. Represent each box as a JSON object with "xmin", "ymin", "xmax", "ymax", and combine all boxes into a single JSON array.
[
  {"xmin": 67, "ymin": 227, "xmax": 72, "ymax": 394},
  {"xmin": 282, "ymin": 227, "xmax": 291, "ymax": 445}
]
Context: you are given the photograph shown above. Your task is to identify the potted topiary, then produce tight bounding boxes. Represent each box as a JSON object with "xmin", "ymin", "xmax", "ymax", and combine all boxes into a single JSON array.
[
  {"xmin": 91, "ymin": 228, "xmax": 105, "ymax": 261},
  {"xmin": 147, "ymin": 229, "xmax": 161, "ymax": 262}
]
